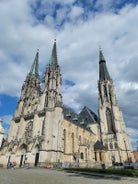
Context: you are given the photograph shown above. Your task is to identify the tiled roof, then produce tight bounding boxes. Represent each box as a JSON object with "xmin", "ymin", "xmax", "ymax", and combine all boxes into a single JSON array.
[
  {"xmin": 94, "ymin": 140, "xmax": 107, "ymax": 150},
  {"xmin": 63, "ymin": 105, "xmax": 99, "ymax": 132}
]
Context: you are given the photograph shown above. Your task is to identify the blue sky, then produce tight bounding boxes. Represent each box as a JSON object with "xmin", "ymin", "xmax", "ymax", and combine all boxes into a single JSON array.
[{"xmin": 0, "ymin": 0, "xmax": 138, "ymax": 150}]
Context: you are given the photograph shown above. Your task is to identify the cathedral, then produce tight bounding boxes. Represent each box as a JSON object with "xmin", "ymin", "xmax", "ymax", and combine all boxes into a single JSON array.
[{"xmin": 0, "ymin": 40, "xmax": 134, "ymax": 168}]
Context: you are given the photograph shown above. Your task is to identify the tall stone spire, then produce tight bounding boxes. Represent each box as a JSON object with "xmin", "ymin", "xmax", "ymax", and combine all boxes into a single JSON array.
[
  {"xmin": 43, "ymin": 39, "xmax": 62, "ymax": 109},
  {"xmin": 29, "ymin": 49, "xmax": 39, "ymax": 76},
  {"xmin": 0, "ymin": 119, "xmax": 4, "ymax": 148},
  {"xmin": 99, "ymin": 49, "xmax": 111, "ymax": 81},
  {"xmin": 14, "ymin": 50, "xmax": 41, "ymax": 118},
  {"xmin": 98, "ymin": 50, "xmax": 134, "ymax": 164},
  {"xmin": 50, "ymin": 39, "xmax": 58, "ymax": 66}
]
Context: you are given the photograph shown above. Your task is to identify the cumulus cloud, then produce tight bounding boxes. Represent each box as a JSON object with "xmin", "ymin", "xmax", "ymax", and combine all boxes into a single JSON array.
[
  {"xmin": 0, "ymin": 0, "xmax": 138, "ymax": 149},
  {"xmin": 68, "ymin": 6, "xmax": 84, "ymax": 19},
  {"xmin": 0, "ymin": 115, "xmax": 12, "ymax": 138},
  {"xmin": 127, "ymin": 128, "xmax": 138, "ymax": 150}
]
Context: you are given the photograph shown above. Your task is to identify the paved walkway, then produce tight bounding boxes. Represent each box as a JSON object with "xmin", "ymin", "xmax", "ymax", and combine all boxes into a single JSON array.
[{"xmin": 0, "ymin": 168, "xmax": 137, "ymax": 184}]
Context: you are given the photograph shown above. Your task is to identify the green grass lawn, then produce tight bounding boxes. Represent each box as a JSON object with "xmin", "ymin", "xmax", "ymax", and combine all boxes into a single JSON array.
[{"xmin": 63, "ymin": 168, "xmax": 138, "ymax": 177}]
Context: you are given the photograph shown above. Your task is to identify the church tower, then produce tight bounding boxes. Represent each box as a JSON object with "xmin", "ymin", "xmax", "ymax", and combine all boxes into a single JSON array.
[
  {"xmin": 0, "ymin": 40, "xmax": 64, "ymax": 167},
  {"xmin": 15, "ymin": 49, "xmax": 41, "ymax": 119},
  {"xmin": 0, "ymin": 120, "xmax": 4, "ymax": 148},
  {"xmin": 38, "ymin": 39, "xmax": 64, "ymax": 165},
  {"xmin": 98, "ymin": 49, "xmax": 134, "ymax": 164}
]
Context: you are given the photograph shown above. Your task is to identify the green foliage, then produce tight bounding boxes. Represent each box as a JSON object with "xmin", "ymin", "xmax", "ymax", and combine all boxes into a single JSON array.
[{"xmin": 63, "ymin": 168, "xmax": 138, "ymax": 177}]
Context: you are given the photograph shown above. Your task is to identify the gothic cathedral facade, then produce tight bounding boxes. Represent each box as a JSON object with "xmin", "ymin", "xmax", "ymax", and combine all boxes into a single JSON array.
[{"xmin": 0, "ymin": 40, "xmax": 134, "ymax": 168}]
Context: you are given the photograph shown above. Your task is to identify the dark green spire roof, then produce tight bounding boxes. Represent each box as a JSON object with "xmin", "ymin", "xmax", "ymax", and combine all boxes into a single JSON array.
[
  {"xmin": 99, "ymin": 49, "xmax": 111, "ymax": 81},
  {"xmin": 50, "ymin": 39, "xmax": 58, "ymax": 66},
  {"xmin": 30, "ymin": 49, "xmax": 39, "ymax": 76}
]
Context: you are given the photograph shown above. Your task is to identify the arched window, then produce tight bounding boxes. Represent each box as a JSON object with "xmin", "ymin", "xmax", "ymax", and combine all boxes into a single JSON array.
[
  {"xmin": 109, "ymin": 143, "xmax": 113, "ymax": 149},
  {"xmin": 94, "ymin": 152, "xmax": 97, "ymax": 161},
  {"xmin": 72, "ymin": 133, "xmax": 74, "ymax": 153},
  {"xmin": 105, "ymin": 143, "xmax": 108, "ymax": 149},
  {"xmin": 80, "ymin": 152, "xmax": 84, "ymax": 159},
  {"xmin": 114, "ymin": 142, "xmax": 118, "ymax": 149},
  {"xmin": 99, "ymin": 152, "xmax": 102, "ymax": 161},
  {"xmin": 106, "ymin": 108, "xmax": 115, "ymax": 134},
  {"xmin": 103, "ymin": 85, "xmax": 108, "ymax": 98}
]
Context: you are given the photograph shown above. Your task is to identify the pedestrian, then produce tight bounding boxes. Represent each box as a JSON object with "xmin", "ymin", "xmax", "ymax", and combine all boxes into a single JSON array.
[{"xmin": 12, "ymin": 161, "xmax": 17, "ymax": 169}]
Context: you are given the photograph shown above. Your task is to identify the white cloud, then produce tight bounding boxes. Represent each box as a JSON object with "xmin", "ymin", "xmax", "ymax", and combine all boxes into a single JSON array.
[
  {"xmin": 0, "ymin": 115, "xmax": 12, "ymax": 137},
  {"xmin": 44, "ymin": 15, "xmax": 55, "ymax": 27},
  {"xmin": 39, "ymin": 0, "xmax": 75, "ymax": 4},
  {"xmin": 69, "ymin": 6, "xmax": 84, "ymax": 19},
  {"xmin": 0, "ymin": 115, "xmax": 12, "ymax": 126},
  {"xmin": 127, "ymin": 128, "xmax": 138, "ymax": 150}
]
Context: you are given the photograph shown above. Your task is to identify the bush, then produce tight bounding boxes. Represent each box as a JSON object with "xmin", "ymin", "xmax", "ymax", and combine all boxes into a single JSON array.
[{"xmin": 63, "ymin": 168, "xmax": 138, "ymax": 177}]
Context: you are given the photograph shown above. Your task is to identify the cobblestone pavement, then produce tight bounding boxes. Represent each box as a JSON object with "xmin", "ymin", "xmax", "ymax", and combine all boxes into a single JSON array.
[{"xmin": 0, "ymin": 168, "xmax": 138, "ymax": 184}]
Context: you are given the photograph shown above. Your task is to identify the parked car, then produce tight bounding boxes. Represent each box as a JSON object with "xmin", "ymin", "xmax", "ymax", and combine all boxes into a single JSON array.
[
  {"xmin": 123, "ymin": 162, "xmax": 138, "ymax": 169},
  {"xmin": 133, "ymin": 162, "xmax": 138, "ymax": 169}
]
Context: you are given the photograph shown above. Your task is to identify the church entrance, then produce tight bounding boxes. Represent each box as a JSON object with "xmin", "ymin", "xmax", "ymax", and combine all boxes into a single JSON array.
[
  {"xmin": 19, "ymin": 155, "xmax": 24, "ymax": 167},
  {"xmin": 34, "ymin": 144, "xmax": 40, "ymax": 167},
  {"xmin": 19, "ymin": 144, "xmax": 27, "ymax": 167},
  {"xmin": 34, "ymin": 152, "xmax": 39, "ymax": 167}
]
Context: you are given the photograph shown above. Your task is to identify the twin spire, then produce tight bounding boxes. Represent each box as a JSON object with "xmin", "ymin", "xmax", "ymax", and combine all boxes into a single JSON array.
[
  {"xmin": 29, "ymin": 39, "xmax": 58, "ymax": 77},
  {"xmin": 29, "ymin": 40, "xmax": 111, "ymax": 81}
]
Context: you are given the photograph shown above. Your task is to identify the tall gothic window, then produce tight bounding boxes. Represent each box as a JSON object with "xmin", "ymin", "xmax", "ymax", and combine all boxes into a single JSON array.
[
  {"xmin": 109, "ymin": 143, "xmax": 113, "ymax": 149},
  {"xmin": 72, "ymin": 133, "xmax": 74, "ymax": 154},
  {"xmin": 63, "ymin": 129, "xmax": 66, "ymax": 153},
  {"xmin": 114, "ymin": 142, "xmax": 118, "ymax": 149},
  {"xmin": 109, "ymin": 85, "xmax": 112, "ymax": 103},
  {"xmin": 105, "ymin": 143, "xmax": 108, "ymax": 149},
  {"xmin": 94, "ymin": 152, "xmax": 97, "ymax": 161},
  {"xmin": 106, "ymin": 108, "xmax": 115, "ymax": 134},
  {"xmin": 99, "ymin": 152, "xmax": 102, "ymax": 161},
  {"xmin": 103, "ymin": 85, "xmax": 108, "ymax": 100},
  {"xmin": 80, "ymin": 152, "xmax": 84, "ymax": 159},
  {"xmin": 85, "ymin": 148, "xmax": 87, "ymax": 161}
]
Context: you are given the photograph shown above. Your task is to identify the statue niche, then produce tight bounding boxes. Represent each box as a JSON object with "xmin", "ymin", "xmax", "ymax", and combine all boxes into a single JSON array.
[{"xmin": 24, "ymin": 121, "xmax": 33, "ymax": 144}]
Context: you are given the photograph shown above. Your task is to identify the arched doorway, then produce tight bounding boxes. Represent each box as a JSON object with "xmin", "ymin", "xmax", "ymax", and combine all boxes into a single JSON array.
[
  {"xmin": 34, "ymin": 145, "xmax": 40, "ymax": 167},
  {"xmin": 19, "ymin": 144, "xmax": 27, "ymax": 167}
]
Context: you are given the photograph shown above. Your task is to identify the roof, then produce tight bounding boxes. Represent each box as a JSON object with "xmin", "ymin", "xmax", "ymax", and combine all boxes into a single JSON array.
[
  {"xmin": 50, "ymin": 39, "xmax": 58, "ymax": 66},
  {"xmin": 99, "ymin": 50, "xmax": 112, "ymax": 81},
  {"xmin": 63, "ymin": 105, "xmax": 99, "ymax": 132},
  {"xmin": 94, "ymin": 140, "xmax": 107, "ymax": 150},
  {"xmin": 29, "ymin": 49, "xmax": 39, "ymax": 77}
]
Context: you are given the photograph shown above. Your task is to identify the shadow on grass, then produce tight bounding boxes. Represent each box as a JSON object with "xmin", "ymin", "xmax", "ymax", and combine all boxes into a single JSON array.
[{"xmin": 64, "ymin": 170, "xmax": 122, "ymax": 180}]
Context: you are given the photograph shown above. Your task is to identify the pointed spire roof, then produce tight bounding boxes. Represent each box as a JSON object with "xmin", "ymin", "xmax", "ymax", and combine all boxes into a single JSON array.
[
  {"xmin": 30, "ymin": 49, "xmax": 39, "ymax": 76},
  {"xmin": 50, "ymin": 39, "xmax": 58, "ymax": 66},
  {"xmin": 99, "ymin": 49, "xmax": 112, "ymax": 81},
  {"xmin": 99, "ymin": 49, "xmax": 105, "ymax": 62}
]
